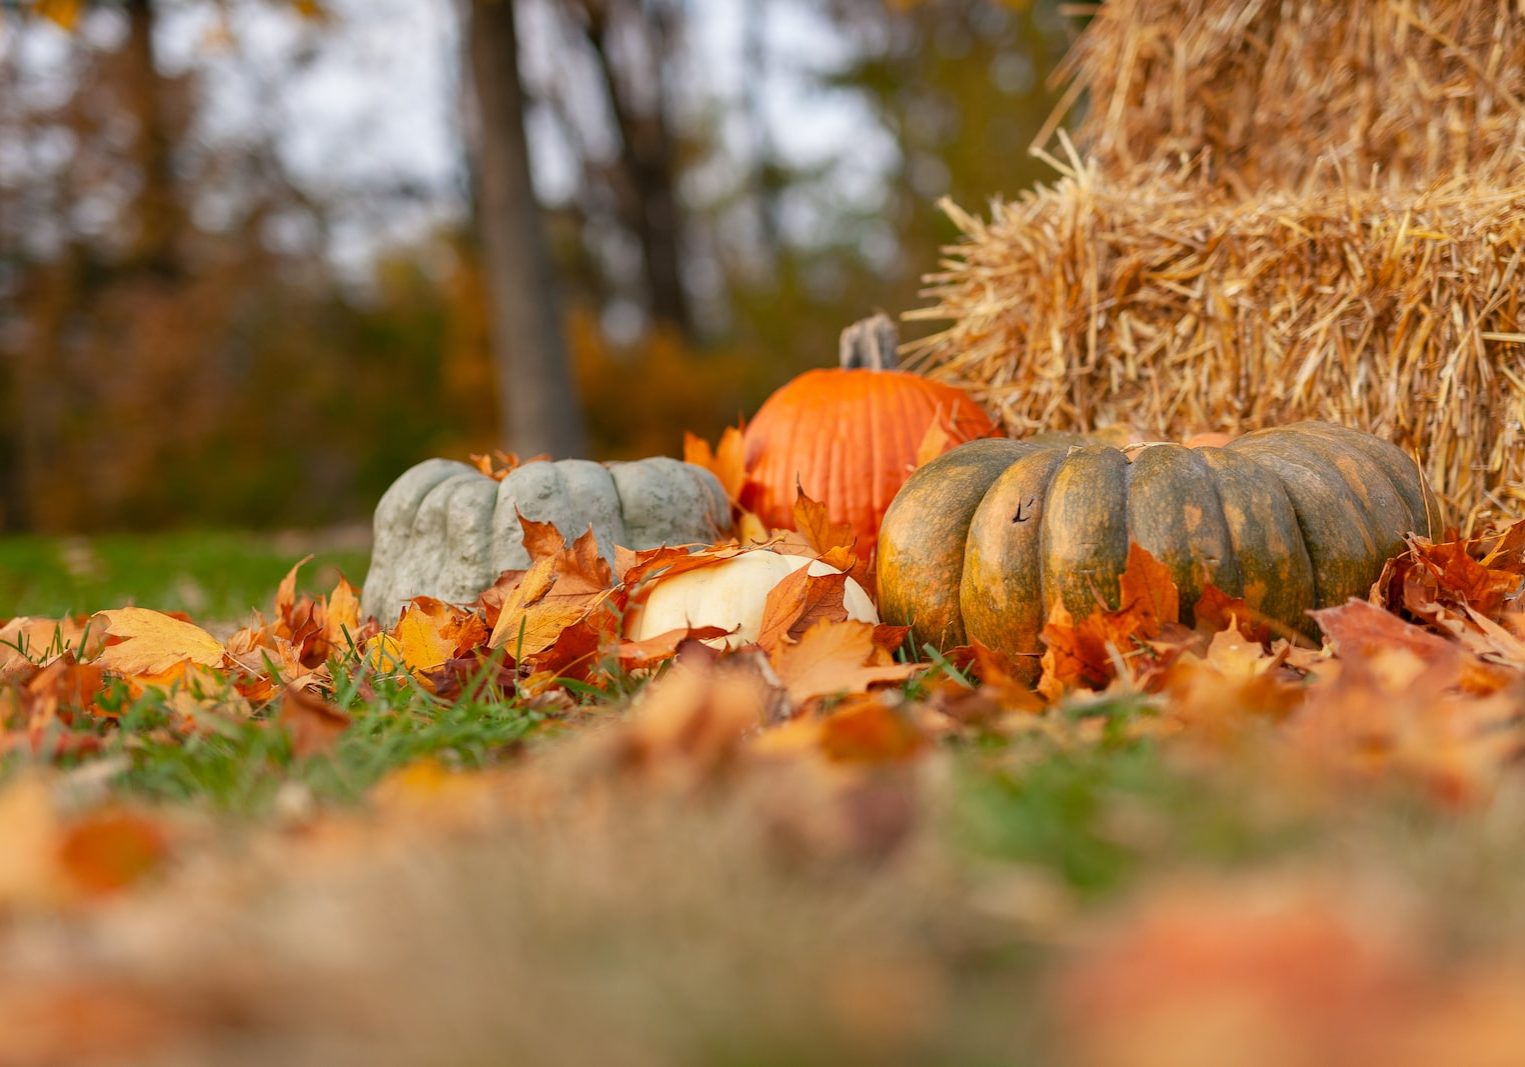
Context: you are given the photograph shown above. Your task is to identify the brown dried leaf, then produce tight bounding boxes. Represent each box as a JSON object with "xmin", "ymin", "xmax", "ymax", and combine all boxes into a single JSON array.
[
  {"xmin": 277, "ymin": 685, "xmax": 351, "ymax": 759},
  {"xmin": 617, "ymin": 625, "xmax": 735, "ymax": 670},
  {"xmin": 755, "ymin": 567, "xmax": 849, "ymax": 654}
]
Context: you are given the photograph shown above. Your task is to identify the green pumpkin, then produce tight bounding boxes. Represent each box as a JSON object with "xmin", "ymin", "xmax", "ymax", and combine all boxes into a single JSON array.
[{"xmin": 876, "ymin": 422, "xmax": 1441, "ymax": 664}]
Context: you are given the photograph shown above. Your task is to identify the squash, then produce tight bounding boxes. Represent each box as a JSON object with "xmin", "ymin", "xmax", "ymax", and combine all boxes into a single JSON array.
[
  {"xmin": 361, "ymin": 456, "xmax": 730, "ymax": 623},
  {"xmin": 877, "ymin": 421, "xmax": 1442, "ymax": 662},
  {"xmin": 627, "ymin": 550, "xmax": 878, "ymax": 650},
  {"xmin": 742, "ymin": 315, "xmax": 999, "ymax": 552}
]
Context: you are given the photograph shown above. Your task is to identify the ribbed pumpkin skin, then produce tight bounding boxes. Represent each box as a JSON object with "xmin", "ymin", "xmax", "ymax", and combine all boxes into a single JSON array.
[
  {"xmin": 742, "ymin": 367, "xmax": 998, "ymax": 551},
  {"xmin": 361, "ymin": 456, "xmax": 731, "ymax": 624},
  {"xmin": 877, "ymin": 422, "xmax": 1441, "ymax": 666}
]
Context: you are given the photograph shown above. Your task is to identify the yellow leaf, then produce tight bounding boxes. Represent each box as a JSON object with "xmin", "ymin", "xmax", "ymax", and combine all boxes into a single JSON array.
[
  {"xmin": 93, "ymin": 608, "xmax": 225, "ymax": 676},
  {"xmin": 324, "ymin": 577, "xmax": 361, "ymax": 649},
  {"xmin": 487, "ymin": 557, "xmax": 556, "ymax": 650},
  {"xmin": 912, "ymin": 419, "xmax": 954, "ymax": 470},
  {"xmin": 393, "ymin": 604, "xmax": 459, "ymax": 672},
  {"xmin": 738, "ymin": 509, "xmax": 771, "ymax": 546},
  {"xmin": 362, "ymin": 634, "xmax": 405, "ymax": 673}
]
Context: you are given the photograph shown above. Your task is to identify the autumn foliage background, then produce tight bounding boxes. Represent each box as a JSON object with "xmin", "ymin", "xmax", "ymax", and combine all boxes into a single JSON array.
[{"xmin": 0, "ymin": 0, "xmax": 1075, "ymax": 533}]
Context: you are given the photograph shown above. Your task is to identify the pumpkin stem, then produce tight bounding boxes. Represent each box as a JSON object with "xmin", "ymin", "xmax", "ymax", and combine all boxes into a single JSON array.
[{"xmin": 839, "ymin": 314, "xmax": 899, "ymax": 371}]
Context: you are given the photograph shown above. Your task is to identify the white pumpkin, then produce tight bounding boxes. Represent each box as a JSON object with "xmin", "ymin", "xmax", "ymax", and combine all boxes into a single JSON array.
[{"xmin": 627, "ymin": 551, "xmax": 878, "ymax": 650}]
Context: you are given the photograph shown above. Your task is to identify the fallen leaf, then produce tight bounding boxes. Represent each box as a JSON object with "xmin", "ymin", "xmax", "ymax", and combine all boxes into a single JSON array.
[
  {"xmin": 468, "ymin": 450, "xmax": 550, "ymax": 481},
  {"xmin": 394, "ymin": 599, "xmax": 473, "ymax": 672},
  {"xmin": 793, "ymin": 488, "xmax": 857, "ymax": 559},
  {"xmin": 274, "ymin": 555, "xmax": 314, "ymax": 623},
  {"xmin": 754, "ymin": 567, "xmax": 850, "ymax": 654},
  {"xmin": 277, "ymin": 685, "xmax": 350, "ymax": 758},
  {"xmin": 818, "ymin": 694, "xmax": 927, "ymax": 763},
  {"xmin": 617, "ymin": 625, "xmax": 735, "ymax": 670},
  {"xmin": 489, "ymin": 523, "xmax": 616, "ymax": 654},
  {"xmin": 56, "ymin": 809, "xmax": 170, "ymax": 897},
  {"xmin": 771, "ymin": 620, "xmax": 919, "ymax": 704},
  {"xmin": 1314, "ymin": 599, "xmax": 1465, "ymax": 669},
  {"xmin": 1193, "ymin": 582, "xmax": 1273, "ymax": 643},
  {"xmin": 93, "ymin": 608, "xmax": 225, "ymax": 676},
  {"xmin": 323, "ymin": 576, "xmax": 362, "ymax": 652},
  {"xmin": 968, "ymin": 640, "xmax": 1045, "ymax": 707},
  {"xmin": 912, "ymin": 419, "xmax": 954, "ymax": 471},
  {"xmin": 684, "ymin": 424, "xmax": 747, "ymax": 503},
  {"xmin": 1117, "ymin": 543, "xmax": 1180, "ymax": 638}
]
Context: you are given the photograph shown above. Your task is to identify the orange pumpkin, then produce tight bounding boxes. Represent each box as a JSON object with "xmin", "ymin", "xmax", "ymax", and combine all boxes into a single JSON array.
[{"xmin": 741, "ymin": 316, "xmax": 999, "ymax": 552}]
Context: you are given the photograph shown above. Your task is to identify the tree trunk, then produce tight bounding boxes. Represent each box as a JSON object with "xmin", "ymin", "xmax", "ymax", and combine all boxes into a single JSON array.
[
  {"xmin": 466, "ymin": 0, "xmax": 587, "ymax": 458},
  {"xmin": 123, "ymin": 0, "xmax": 180, "ymax": 275},
  {"xmin": 577, "ymin": 0, "xmax": 693, "ymax": 338}
]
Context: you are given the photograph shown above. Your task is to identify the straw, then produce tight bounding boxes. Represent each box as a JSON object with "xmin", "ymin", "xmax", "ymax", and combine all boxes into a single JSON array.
[{"xmin": 907, "ymin": 167, "xmax": 1525, "ymax": 528}]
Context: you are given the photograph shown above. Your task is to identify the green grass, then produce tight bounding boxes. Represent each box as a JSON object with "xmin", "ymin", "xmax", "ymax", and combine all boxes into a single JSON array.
[
  {"xmin": 0, "ymin": 530, "xmax": 370, "ymax": 619},
  {"xmin": 952, "ymin": 731, "xmax": 1317, "ymax": 899},
  {"xmin": 85, "ymin": 667, "xmax": 544, "ymax": 815}
]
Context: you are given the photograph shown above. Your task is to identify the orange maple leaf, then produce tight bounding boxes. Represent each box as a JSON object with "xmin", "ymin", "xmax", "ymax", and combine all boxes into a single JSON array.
[
  {"xmin": 792, "ymin": 488, "xmax": 857, "ymax": 558},
  {"xmin": 488, "ymin": 521, "xmax": 617, "ymax": 659},
  {"xmin": 1117, "ymin": 543, "xmax": 1180, "ymax": 638},
  {"xmin": 468, "ymin": 451, "xmax": 551, "ymax": 481},
  {"xmin": 393, "ymin": 598, "xmax": 490, "ymax": 674},
  {"xmin": 683, "ymin": 424, "xmax": 747, "ymax": 504},
  {"xmin": 817, "ymin": 694, "xmax": 927, "ymax": 763},
  {"xmin": 754, "ymin": 567, "xmax": 850, "ymax": 654},
  {"xmin": 771, "ymin": 619, "xmax": 919, "ymax": 704},
  {"xmin": 619, "ymin": 543, "xmax": 748, "ymax": 593},
  {"xmin": 1193, "ymin": 582, "xmax": 1273, "ymax": 643},
  {"xmin": 1036, "ymin": 544, "xmax": 1202, "ymax": 699}
]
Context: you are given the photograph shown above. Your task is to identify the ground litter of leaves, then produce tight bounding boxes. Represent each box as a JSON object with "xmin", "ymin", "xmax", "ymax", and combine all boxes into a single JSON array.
[{"xmin": 8, "ymin": 470, "xmax": 1525, "ymax": 1064}]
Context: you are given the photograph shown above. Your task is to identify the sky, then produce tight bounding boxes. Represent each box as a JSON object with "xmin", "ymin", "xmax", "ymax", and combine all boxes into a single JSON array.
[{"xmin": 1, "ymin": 0, "xmax": 896, "ymax": 279}]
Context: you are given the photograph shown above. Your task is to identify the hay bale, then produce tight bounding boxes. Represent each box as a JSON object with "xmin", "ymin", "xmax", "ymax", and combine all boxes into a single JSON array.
[
  {"xmin": 1049, "ymin": 0, "xmax": 1525, "ymax": 191},
  {"xmin": 906, "ymin": 162, "xmax": 1525, "ymax": 525}
]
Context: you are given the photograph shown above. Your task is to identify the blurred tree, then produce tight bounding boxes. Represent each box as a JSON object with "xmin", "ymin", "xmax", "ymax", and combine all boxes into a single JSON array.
[
  {"xmin": 465, "ymin": 0, "xmax": 587, "ymax": 457},
  {"xmin": 0, "ymin": 0, "xmax": 1078, "ymax": 533},
  {"xmin": 122, "ymin": 0, "xmax": 181, "ymax": 275}
]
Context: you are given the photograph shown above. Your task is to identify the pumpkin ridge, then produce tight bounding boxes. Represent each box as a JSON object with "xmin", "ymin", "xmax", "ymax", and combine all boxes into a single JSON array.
[
  {"xmin": 1041, "ymin": 446, "xmax": 1131, "ymax": 619},
  {"xmin": 410, "ymin": 472, "xmax": 480, "ymax": 596},
  {"xmin": 775, "ymin": 378, "xmax": 814, "ymax": 525},
  {"xmin": 1230, "ymin": 440, "xmax": 1378, "ymax": 609},
  {"xmin": 1272, "ymin": 430, "xmax": 1396, "ymax": 560},
  {"xmin": 867, "ymin": 370, "xmax": 885, "ymax": 526},
  {"xmin": 1196, "ymin": 447, "xmax": 1313, "ymax": 632},
  {"xmin": 1125, "ymin": 443, "xmax": 1240, "ymax": 620},
  {"xmin": 959, "ymin": 444, "xmax": 1068, "ymax": 667},
  {"xmin": 1310, "ymin": 423, "xmax": 1433, "ymax": 537},
  {"xmin": 1031, "ymin": 445, "xmax": 1067, "ymax": 642}
]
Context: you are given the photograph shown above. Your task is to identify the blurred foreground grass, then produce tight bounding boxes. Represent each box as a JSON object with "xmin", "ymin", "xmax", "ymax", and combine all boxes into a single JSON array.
[{"xmin": 0, "ymin": 529, "xmax": 370, "ymax": 620}]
